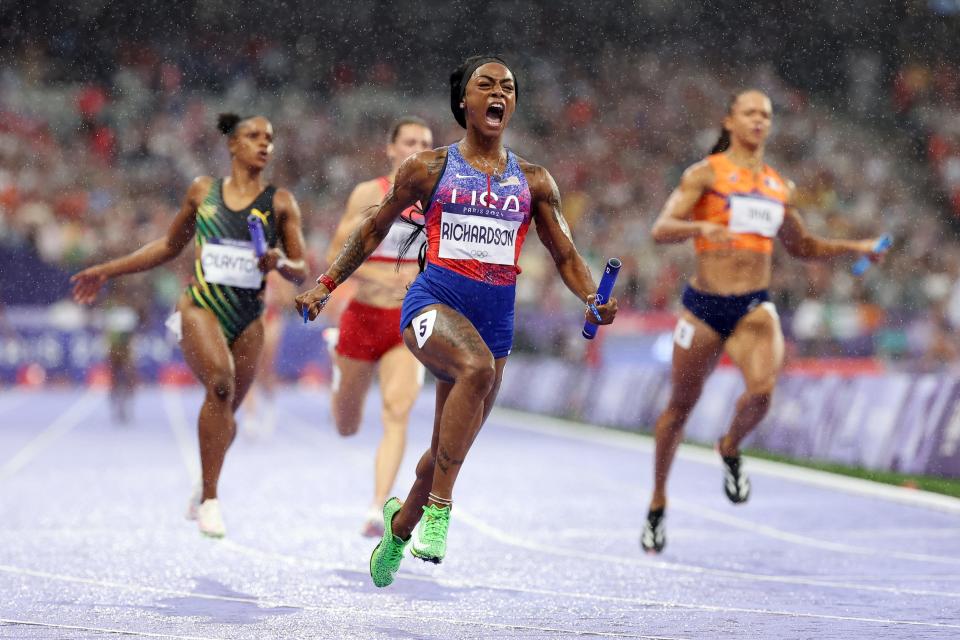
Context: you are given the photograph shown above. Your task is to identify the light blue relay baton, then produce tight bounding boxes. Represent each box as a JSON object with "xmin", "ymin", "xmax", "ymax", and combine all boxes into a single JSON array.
[{"xmin": 851, "ymin": 233, "xmax": 892, "ymax": 276}]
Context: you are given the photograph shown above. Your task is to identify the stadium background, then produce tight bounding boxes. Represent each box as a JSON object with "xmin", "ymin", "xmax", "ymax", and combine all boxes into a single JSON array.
[{"xmin": 3, "ymin": 0, "xmax": 960, "ymax": 477}]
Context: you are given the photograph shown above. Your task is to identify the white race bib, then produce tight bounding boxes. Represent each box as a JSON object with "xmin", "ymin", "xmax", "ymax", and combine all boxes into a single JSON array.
[
  {"xmin": 674, "ymin": 317, "xmax": 695, "ymax": 349},
  {"xmin": 728, "ymin": 195, "xmax": 784, "ymax": 238},
  {"xmin": 438, "ymin": 206, "xmax": 520, "ymax": 265},
  {"xmin": 200, "ymin": 240, "xmax": 263, "ymax": 289},
  {"xmin": 371, "ymin": 222, "xmax": 419, "ymax": 262}
]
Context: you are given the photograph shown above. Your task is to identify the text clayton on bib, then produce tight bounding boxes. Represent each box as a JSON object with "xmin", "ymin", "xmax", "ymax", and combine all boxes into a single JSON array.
[
  {"xmin": 727, "ymin": 195, "xmax": 784, "ymax": 238},
  {"xmin": 201, "ymin": 240, "xmax": 263, "ymax": 289}
]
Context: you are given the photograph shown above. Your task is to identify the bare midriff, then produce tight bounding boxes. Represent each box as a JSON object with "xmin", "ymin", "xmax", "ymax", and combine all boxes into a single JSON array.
[{"xmin": 692, "ymin": 249, "xmax": 772, "ymax": 295}]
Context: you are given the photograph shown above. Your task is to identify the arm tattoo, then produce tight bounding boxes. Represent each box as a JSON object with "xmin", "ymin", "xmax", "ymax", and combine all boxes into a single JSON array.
[
  {"xmin": 329, "ymin": 185, "xmax": 403, "ymax": 281},
  {"xmin": 425, "ymin": 156, "xmax": 446, "ymax": 177},
  {"xmin": 329, "ymin": 225, "xmax": 370, "ymax": 282},
  {"xmin": 437, "ymin": 446, "xmax": 464, "ymax": 474}
]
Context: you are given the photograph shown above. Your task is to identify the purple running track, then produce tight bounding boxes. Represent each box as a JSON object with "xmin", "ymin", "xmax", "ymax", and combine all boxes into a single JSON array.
[{"xmin": 0, "ymin": 386, "xmax": 958, "ymax": 639}]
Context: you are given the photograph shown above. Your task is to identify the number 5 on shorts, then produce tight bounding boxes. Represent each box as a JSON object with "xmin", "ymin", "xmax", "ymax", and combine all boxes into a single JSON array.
[{"xmin": 413, "ymin": 309, "xmax": 438, "ymax": 349}]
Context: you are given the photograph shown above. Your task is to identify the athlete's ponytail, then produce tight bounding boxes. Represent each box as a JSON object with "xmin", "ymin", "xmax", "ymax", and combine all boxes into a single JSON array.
[
  {"xmin": 710, "ymin": 92, "xmax": 745, "ymax": 154},
  {"xmin": 217, "ymin": 113, "xmax": 243, "ymax": 136},
  {"xmin": 711, "ymin": 129, "xmax": 731, "ymax": 154},
  {"xmin": 396, "ymin": 206, "xmax": 427, "ymax": 274}
]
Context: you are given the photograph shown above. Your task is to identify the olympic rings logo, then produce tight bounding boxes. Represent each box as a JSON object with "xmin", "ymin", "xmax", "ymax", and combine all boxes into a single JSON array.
[{"xmin": 470, "ymin": 249, "xmax": 490, "ymax": 259}]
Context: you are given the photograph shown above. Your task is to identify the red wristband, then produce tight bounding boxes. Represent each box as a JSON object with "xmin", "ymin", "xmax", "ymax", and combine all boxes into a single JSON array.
[{"xmin": 316, "ymin": 274, "xmax": 338, "ymax": 292}]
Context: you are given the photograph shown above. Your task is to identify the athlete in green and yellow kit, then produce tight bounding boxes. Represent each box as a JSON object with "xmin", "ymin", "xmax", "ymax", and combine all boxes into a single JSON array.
[{"xmin": 72, "ymin": 113, "xmax": 308, "ymax": 538}]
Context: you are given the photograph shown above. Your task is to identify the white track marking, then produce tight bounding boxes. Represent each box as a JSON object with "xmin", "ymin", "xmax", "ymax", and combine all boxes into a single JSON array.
[
  {"xmin": 795, "ymin": 573, "xmax": 960, "ymax": 582},
  {"xmin": 158, "ymin": 395, "xmax": 686, "ymax": 638},
  {"xmin": 0, "ymin": 390, "xmax": 101, "ymax": 483},
  {"xmin": 161, "ymin": 389, "xmax": 200, "ymax": 481},
  {"xmin": 492, "ymin": 407, "xmax": 960, "ymax": 515},
  {"xmin": 0, "ymin": 618, "xmax": 220, "ymax": 640},
  {"xmin": 453, "ymin": 507, "xmax": 960, "ymax": 599},
  {"xmin": 668, "ymin": 498, "xmax": 960, "ymax": 565},
  {"xmin": 582, "ymin": 465, "xmax": 960, "ymax": 567},
  {"xmin": 223, "ymin": 540, "xmax": 956, "ymax": 585},
  {"xmin": 0, "ymin": 563, "xmax": 686, "ymax": 640},
  {"xmin": 825, "ymin": 527, "xmax": 960, "ymax": 538},
  {"xmin": 281, "ymin": 390, "xmax": 960, "ymax": 593},
  {"xmin": 6, "ymin": 555, "xmax": 957, "ymax": 634},
  {"xmin": 216, "ymin": 543, "xmax": 960, "ymax": 629}
]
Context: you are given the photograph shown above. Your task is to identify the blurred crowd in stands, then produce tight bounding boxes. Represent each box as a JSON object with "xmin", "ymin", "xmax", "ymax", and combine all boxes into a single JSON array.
[{"xmin": 2, "ymin": 0, "xmax": 960, "ymax": 368}]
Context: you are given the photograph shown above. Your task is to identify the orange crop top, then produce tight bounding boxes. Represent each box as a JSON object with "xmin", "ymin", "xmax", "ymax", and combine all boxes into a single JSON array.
[{"xmin": 692, "ymin": 153, "xmax": 789, "ymax": 255}]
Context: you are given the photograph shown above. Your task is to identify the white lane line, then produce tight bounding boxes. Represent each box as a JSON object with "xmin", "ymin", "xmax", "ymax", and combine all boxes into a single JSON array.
[
  {"xmin": 283, "ymin": 390, "xmax": 960, "ymax": 595},
  {"xmin": 454, "ymin": 506, "xmax": 960, "ymax": 599},
  {"xmin": 217, "ymin": 541, "xmax": 960, "ymax": 630},
  {"xmin": 0, "ymin": 618, "xmax": 221, "ymax": 640},
  {"xmin": 492, "ymin": 407, "xmax": 960, "ymax": 515},
  {"xmin": 0, "ymin": 563, "xmax": 686, "ymax": 640},
  {"xmin": 668, "ymin": 498, "xmax": 960, "ymax": 565},
  {"xmin": 0, "ymin": 390, "xmax": 102, "ymax": 483},
  {"xmin": 161, "ymin": 389, "xmax": 200, "ymax": 481},
  {"xmin": 821, "ymin": 527, "xmax": 960, "ymax": 538},
  {"xmin": 163, "ymin": 397, "xmax": 678, "ymax": 638},
  {"xmin": 578, "ymin": 465, "xmax": 960, "ymax": 567},
  {"xmin": 798, "ymin": 573, "xmax": 960, "ymax": 582}
]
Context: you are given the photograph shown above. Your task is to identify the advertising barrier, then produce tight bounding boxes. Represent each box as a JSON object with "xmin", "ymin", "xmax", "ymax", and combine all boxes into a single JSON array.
[
  {"xmin": 497, "ymin": 354, "xmax": 960, "ymax": 478},
  {"xmin": 0, "ymin": 306, "xmax": 331, "ymax": 384},
  {"xmin": 4, "ymin": 303, "xmax": 958, "ymax": 477}
]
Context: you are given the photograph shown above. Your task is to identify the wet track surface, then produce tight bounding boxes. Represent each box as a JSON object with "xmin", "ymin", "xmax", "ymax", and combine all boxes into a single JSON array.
[{"xmin": 1, "ymin": 386, "xmax": 958, "ymax": 639}]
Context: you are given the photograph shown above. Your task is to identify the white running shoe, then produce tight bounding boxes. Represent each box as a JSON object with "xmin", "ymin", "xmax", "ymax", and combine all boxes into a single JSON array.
[
  {"xmin": 185, "ymin": 484, "xmax": 202, "ymax": 521},
  {"xmin": 197, "ymin": 499, "xmax": 226, "ymax": 538}
]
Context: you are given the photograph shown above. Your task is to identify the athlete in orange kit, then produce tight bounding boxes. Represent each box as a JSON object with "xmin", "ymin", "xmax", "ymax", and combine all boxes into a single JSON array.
[{"xmin": 641, "ymin": 90, "xmax": 888, "ymax": 553}]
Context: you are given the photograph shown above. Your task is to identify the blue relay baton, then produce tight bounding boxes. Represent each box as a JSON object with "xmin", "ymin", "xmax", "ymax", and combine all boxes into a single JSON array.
[
  {"xmin": 582, "ymin": 258, "xmax": 622, "ymax": 340},
  {"xmin": 851, "ymin": 234, "xmax": 891, "ymax": 276},
  {"xmin": 247, "ymin": 214, "xmax": 267, "ymax": 258}
]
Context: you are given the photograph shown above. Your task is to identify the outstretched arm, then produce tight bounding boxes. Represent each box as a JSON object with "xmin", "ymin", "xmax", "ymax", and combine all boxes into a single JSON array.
[
  {"xmin": 71, "ymin": 176, "xmax": 207, "ymax": 304},
  {"xmin": 778, "ymin": 184, "xmax": 882, "ymax": 260},
  {"xmin": 261, "ymin": 188, "xmax": 308, "ymax": 285},
  {"xmin": 528, "ymin": 164, "xmax": 616, "ymax": 325}
]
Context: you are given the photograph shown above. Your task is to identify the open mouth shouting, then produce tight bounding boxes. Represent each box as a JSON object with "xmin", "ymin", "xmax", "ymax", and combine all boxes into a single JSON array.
[{"xmin": 485, "ymin": 102, "xmax": 506, "ymax": 128}]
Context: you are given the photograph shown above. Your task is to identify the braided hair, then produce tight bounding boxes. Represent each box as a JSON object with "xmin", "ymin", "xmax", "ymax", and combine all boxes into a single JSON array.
[{"xmin": 710, "ymin": 92, "xmax": 748, "ymax": 154}]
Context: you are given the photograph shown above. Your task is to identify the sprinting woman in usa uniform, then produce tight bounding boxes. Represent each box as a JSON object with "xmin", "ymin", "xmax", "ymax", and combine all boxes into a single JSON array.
[
  {"xmin": 297, "ymin": 55, "xmax": 617, "ymax": 587},
  {"xmin": 72, "ymin": 114, "xmax": 307, "ymax": 538},
  {"xmin": 324, "ymin": 117, "xmax": 433, "ymax": 537},
  {"xmin": 641, "ymin": 90, "xmax": 888, "ymax": 553}
]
